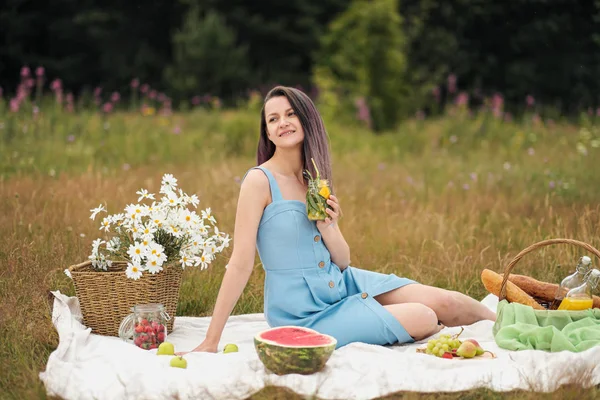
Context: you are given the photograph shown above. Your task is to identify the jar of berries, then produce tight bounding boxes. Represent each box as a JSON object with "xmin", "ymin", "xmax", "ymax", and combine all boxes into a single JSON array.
[{"xmin": 118, "ymin": 303, "xmax": 170, "ymax": 350}]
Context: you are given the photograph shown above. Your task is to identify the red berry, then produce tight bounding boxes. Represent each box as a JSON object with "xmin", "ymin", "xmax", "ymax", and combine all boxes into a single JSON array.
[
  {"xmin": 134, "ymin": 324, "xmax": 144, "ymax": 333},
  {"xmin": 140, "ymin": 319, "xmax": 149, "ymax": 326},
  {"xmin": 442, "ymin": 352, "xmax": 453, "ymax": 359},
  {"xmin": 157, "ymin": 324, "xmax": 165, "ymax": 333},
  {"xmin": 149, "ymin": 344, "xmax": 158, "ymax": 349},
  {"xmin": 157, "ymin": 332, "xmax": 165, "ymax": 342},
  {"xmin": 145, "ymin": 326, "xmax": 154, "ymax": 333}
]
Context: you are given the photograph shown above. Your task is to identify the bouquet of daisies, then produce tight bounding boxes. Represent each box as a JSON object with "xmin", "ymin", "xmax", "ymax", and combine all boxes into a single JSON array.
[{"xmin": 82, "ymin": 173, "xmax": 231, "ymax": 280}]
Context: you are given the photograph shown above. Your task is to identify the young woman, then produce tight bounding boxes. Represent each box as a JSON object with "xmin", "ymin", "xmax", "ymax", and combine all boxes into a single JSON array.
[{"xmin": 182, "ymin": 86, "xmax": 496, "ymax": 353}]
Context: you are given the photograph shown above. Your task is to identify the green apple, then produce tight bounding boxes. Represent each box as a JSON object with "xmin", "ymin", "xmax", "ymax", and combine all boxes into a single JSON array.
[
  {"xmin": 170, "ymin": 355, "xmax": 187, "ymax": 369},
  {"xmin": 223, "ymin": 343, "xmax": 239, "ymax": 353},
  {"xmin": 157, "ymin": 342, "xmax": 175, "ymax": 356}
]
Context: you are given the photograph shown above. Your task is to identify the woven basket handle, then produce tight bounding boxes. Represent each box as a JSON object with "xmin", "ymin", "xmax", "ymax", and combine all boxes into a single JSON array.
[
  {"xmin": 499, "ymin": 238, "xmax": 600, "ymax": 301},
  {"xmin": 67, "ymin": 260, "xmax": 92, "ymax": 272}
]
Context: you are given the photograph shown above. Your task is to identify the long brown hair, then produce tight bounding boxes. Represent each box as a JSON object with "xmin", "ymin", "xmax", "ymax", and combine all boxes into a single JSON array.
[{"xmin": 257, "ymin": 86, "xmax": 333, "ymax": 189}]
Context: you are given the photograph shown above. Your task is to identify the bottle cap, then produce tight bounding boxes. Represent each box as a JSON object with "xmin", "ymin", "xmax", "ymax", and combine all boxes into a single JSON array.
[
  {"xmin": 582, "ymin": 256, "xmax": 592, "ymax": 265},
  {"xmin": 587, "ymin": 268, "xmax": 600, "ymax": 289}
]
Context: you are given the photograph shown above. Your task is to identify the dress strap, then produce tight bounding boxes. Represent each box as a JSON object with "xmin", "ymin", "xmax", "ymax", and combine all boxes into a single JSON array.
[{"xmin": 241, "ymin": 166, "xmax": 284, "ymax": 202}]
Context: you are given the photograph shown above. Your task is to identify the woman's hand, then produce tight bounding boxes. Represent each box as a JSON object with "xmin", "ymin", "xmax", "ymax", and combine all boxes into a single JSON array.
[
  {"xmin": 316, "ymin": 194, "xmax": 342, "ymax": 230},
  {"xmin": 315, "ymin": 194, "xmax": 350, "ymax": 268},
  {"xmin": 175, "ymin": 339, "xmax": 218, "ymax": 355}
]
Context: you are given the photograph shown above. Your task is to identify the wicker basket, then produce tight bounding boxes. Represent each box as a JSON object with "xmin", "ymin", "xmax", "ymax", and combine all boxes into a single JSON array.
[
  {"xmin": 67, "ymin": 260, "xmax": 184, "ymax": 336},
  {"xmin": 498, "ymin": 238, "xmax": 600, "ymax": 308}
]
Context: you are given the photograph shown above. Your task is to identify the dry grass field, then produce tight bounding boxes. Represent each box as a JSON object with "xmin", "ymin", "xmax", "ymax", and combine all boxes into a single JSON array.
[{"xmin": 2, "ymin": 104, "xmax": 600, "ymax": 399}]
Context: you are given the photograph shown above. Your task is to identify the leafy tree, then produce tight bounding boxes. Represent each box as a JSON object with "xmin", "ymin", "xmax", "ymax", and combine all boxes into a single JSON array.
[
  {"xmin": 193, "ymin": 0, "xmax": 351, "ymax": 91},
  {"xmin": 314, "ymin": 0, "xmax": 407, "ymax": 132},
  {"xmin": 163, "ymin": 6, "xmax": 251, "ymax": 103}
]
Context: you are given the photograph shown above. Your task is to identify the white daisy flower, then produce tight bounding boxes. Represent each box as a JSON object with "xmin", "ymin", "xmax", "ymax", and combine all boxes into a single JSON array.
[
  {"xmin": 168, "ymin": 224, "xmax": 185, "ymax": 238},
  {"xmin": 142, "ymin": 202, "xmax": 158, "ymax": 215},
  {"xmin": 203, "ymin": 239, "xmax": 215, "ymax": 254},
  {"xmin": 220, "ymin": 235, "xmax": 231, "ymax": 249},
  {"xmin": 91, "ymin": 238, "xmax": 104, "ymax": 257},
  {"xmin": 195, "ymin": 251, "xmax": 213, "ymax": 270},
  {"xmin": 136, "ymin": 188, "xmax": 155, "ymax": 202},
  {"xmin": 180, "ymin": 210, "xmax": 199, "ymax": 228},
  {"xmin": 147, "ymin": 242, "xmax": 164, "ymax": 258},
  {"xmin": 180, "ymin": 253, "xmax": 194, "ymax": 269},
  {"xmin": 140, "ymin": 224, "xmax": 157, "ymax": 238},
  {"xmin": 127, "ymin": 242, "xmax": 145, "ymax": 263},
  {"xmin": 162, "ymin": 191, "xmax": 180, "ymax": 207},
  {"xmin": 106, "ymin": 237, "xmax": 121, "ymax": 252},
  {"xmin": 198, "ymin": 224, "xmax": 208, "ymax": 236},
  {"xmin": 90, "ymin": 204, "xmax": 106, "ymax": 220},
  {"xmin": 126, "ymin": 263, "xmax": 143, "ymax": 280},
  {"xmin": 189, "ymin": 194, "xmax": 200, "ymax": 208},
  {"xmin": 99, "ymin": 217, "xmax": 111, "ymax": 232},
  {"xmin": 125, "ymin": 203, "xmax": 145, "ymax": 220},
  {"xmin": 160, "ymin": 174, "xmax": 177, "ymax": 193},
  {"xmin": 145, "ymin": 255, "xmax": 163, "ymax": 274},
  {"xmin": 201, "ymin": 208, "xmax": 216, "ymax": 224}
]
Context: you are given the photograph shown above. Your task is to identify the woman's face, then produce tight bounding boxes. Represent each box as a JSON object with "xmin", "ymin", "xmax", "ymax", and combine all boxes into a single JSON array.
[{"xmin": 264, "ymin": 96, "xmax": 305, "ymax": 148}]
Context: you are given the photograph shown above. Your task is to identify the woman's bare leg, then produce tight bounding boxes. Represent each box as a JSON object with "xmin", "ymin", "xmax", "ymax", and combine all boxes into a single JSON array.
[
  {"xmin": 376, "ymin": 284, "xmax": 496, "ymax": 326},
  {"xmin": 383, "ymin": 303, "xmax": 442, "ymax": 340}
]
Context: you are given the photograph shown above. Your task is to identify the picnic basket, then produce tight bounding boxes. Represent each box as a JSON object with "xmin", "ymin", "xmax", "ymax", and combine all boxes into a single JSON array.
[
  {"xmin": 498, "ymin": 238, "xmax": 600, "ymax": 308},
  {"xmin": 492, "ymin": 238, "xmax": 600, "ymax": 352},
  {"xmin": 67, "ymin": 260, "xmax": 183, "ymax": 336}
]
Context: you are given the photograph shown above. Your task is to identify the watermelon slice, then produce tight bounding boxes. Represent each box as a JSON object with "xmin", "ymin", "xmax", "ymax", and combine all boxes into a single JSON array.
[{"xmin": 254, "ymin": 326, "xmax": 337, "ymax": 375}]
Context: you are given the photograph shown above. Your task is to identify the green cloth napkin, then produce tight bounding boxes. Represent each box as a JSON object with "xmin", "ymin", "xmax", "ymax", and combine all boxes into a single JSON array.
[{"xmin": 493, "ymin": 300, "xmax": 600, "ymax": 352}]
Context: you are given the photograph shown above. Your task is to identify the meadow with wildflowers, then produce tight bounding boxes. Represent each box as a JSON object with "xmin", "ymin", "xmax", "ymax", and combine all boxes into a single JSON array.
[{"xmin": 2, "ymin": 67, "xmax": 600, "ymax": 399}]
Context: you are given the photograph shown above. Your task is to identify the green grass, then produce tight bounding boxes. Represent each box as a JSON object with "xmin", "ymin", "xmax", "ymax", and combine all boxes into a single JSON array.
[{"xmin": 1, "ymin": 101, "xmax": 600, "ymax": 399}]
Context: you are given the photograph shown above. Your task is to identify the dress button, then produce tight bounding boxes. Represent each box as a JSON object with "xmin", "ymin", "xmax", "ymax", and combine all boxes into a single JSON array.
[
  {"xmin": 314, "ymin": 235, "xmax": 321, "ymax": 242},
  {"xmin": 318, "ymin": 261, "xmax": 325, "ymax": 268},
  {"xmin": 329, "ymin": 281, "xmax": 335, "ymax": 288},
  {"xmin": 361, "ymin": 292, "xmax": 368, "ymax": 299}
]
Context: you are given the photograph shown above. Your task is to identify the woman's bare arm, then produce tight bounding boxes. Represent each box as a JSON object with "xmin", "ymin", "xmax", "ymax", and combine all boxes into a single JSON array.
[{"xmin": 184, "ymin": 169, "xmax": 269, "ymax": 353}]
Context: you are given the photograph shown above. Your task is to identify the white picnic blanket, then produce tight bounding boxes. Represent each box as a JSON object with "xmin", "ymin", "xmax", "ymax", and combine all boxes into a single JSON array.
[{"xmin": 40, "ymin": 291, "xmax": 600, "ymax": 400}]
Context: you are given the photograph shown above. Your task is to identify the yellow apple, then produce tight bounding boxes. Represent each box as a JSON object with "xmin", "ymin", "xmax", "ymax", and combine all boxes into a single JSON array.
[{"xmin": 157, "ymin": 342, "xmax": 175, "ymax": 356}]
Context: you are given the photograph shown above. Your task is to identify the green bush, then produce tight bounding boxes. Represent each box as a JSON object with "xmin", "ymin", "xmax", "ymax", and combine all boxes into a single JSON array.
[{"xmin": 313, "ymin": 0, "xmax": 408, "ymax": 132}]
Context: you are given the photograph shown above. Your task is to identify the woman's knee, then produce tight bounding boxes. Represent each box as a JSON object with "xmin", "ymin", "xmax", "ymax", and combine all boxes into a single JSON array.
[
  {"xmin": 430, "ymin": 289, "xmax": 462, "ymax": 317},
  {"xmin": 385, "ymin": 303, "xmax": 439, "ymax": 340}
]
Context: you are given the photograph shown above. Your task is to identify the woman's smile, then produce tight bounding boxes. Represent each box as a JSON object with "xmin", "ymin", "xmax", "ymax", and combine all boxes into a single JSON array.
[{"xmin": 279, "ymin": 129, "xmax": 295, "ymax": 137}]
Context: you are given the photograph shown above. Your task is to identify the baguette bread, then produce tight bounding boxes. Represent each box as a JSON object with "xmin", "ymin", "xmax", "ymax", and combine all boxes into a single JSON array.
[
  {"xmin": 506, "ymin": 273, "xmax": 600, "ymax": 309},
  {"xmin": 481, "ymin": 269, "xmax": 545, "ymax": 310}
]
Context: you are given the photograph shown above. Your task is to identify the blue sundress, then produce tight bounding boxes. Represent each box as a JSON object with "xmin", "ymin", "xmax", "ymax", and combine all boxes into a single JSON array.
[{"xmin": 246, "ymin": 166, "xmax": 417, "ymax": 348}]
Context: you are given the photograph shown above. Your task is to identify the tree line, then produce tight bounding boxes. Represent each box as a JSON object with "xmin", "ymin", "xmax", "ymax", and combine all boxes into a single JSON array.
[{"xmin": 1, "ymin": 0, "xmax": 599, "ymax": 124}]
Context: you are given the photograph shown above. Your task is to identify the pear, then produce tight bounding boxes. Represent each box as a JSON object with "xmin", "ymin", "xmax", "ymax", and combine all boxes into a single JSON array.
[
  {"xmin": 464, "ymin": 339, "xmax": 485, "ymax": 356},
  {"xmin": 456, "ymin": 341, "xmax": 477, "ymax": 358}
]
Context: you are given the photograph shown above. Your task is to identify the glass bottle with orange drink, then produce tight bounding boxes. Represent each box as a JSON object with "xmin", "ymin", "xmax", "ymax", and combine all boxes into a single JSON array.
[
  {"xmin": 550, "ymin": 256, "xmax": 592, "ymax": 310},
  {"xmin": 557, "ymin": 268, "xmax": 600, "ymax": 311}
]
